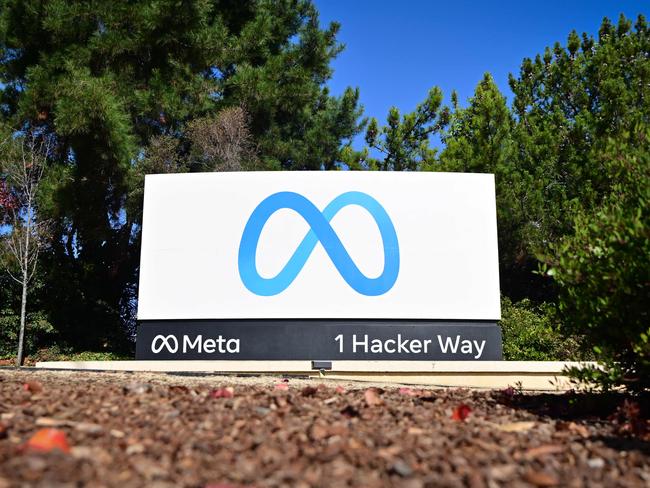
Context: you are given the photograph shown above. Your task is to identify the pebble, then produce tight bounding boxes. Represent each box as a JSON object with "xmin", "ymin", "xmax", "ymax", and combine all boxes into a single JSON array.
[
  {"xmin": 587, "ymin": 458, "xmax": 605, "ymax": 469},
  {"xmin": 391, "ymin": 459, "xmax": 413, "ymax": 477}
]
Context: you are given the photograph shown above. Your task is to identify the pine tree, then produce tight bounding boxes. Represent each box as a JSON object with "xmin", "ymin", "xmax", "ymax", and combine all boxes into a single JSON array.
[
  {"xmin": 343, "ymin": 87, "xmax": 449, "ymax": 171},
  {"xmin": 0, "ymin": 0, "xmax": 363, "ymax": 348},
  {"xmin": 439, "ymin": 74, "xmax": 543, "ymax": 299}
]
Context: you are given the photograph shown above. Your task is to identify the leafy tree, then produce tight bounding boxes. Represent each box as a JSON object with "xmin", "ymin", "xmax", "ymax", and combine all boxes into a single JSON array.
[
  {"xmin": 544, "ymin": 127, "xmax": 650, "ymax": 391},
  {"xmin": 0, "ymin": 0, "xmax": 363, "ymax": 348},
  {"xmin": 0, "ymin": 131, "xmax": 51, "ymax": 365}
]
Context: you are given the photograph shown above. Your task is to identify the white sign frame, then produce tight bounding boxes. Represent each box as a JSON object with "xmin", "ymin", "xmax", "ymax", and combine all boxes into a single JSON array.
[{"xmin": 137, "ymin": 171, "xmax": 500, "ymax": 321}]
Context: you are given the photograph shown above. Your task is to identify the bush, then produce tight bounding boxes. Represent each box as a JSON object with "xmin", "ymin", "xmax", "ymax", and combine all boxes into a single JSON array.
[
  {"xmin": 0, "ymin": 307, "xmax": 54, "ymax": 360},
  {"xmin": 545, "ymin": 129, "xmax": 650, "ymax": 391},
  {"xmin": 500, "ymin": 296, "xmax": 587, "ymax": 361},
  {"xmin": 24, "ymin": 346, "xmax": 131, "ymax": 365}
]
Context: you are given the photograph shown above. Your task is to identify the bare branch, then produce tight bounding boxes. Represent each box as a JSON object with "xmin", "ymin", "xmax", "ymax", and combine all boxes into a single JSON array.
[
  {"xmin": 187, "ymin": 106, "xmax": 259, "ymax": 172},
  {"xmin": 4, "ymin": 267, "xmax": 23, "ymax": 285}
]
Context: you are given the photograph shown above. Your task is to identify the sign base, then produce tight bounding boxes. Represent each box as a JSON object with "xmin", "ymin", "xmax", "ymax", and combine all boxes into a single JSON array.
[{"xmin": 136, "ymin": 320, "xmax": 502, "ymax": 361}]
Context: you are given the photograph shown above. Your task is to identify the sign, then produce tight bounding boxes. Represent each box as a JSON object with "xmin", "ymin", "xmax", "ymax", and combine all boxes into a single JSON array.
[
  {"xmin": 136, "ymin": 171, "xmax": 502, "ymax": 360},
  {"xmin": 136, "ymin": 321, "xmax": 502, "ymax": 360}
]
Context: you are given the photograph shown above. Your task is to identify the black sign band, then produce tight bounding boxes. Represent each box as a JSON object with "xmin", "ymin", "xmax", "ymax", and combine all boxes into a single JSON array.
[{"xmin": 136, "ymin": 320, "xmax": 502, "ymax": 361}]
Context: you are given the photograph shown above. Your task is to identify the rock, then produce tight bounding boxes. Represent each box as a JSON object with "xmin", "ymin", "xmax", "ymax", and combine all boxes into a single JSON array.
[
  {"xmin": 74, "ymin": 422, "xmax": 103, "ymax": 434},
  {"xmin": 125, "ymin": 443, "xmax": 145, "ymax": 455},
  {"xmin": 587, "ymin": 458, "xmax": 605, "ymax": 469},
  {"xmin": 390, "ymin": 459, "xmax": 413, "ymax": 477},
  {"xmin": 123, "ymin": 382, "xmax": 152, "ymax": 394},
  {"xmin": 489, "ymin": 464, "xmax": 517, "ymax": 481}
]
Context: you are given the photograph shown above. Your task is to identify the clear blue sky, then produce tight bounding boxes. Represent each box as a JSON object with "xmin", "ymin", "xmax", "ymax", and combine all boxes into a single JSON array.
[{"xmin": 315, "ymin": 0, "xmax": 646, "ymax": 137}]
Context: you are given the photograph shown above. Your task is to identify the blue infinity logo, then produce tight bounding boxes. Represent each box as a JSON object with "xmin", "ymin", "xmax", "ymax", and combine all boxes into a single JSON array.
[{"xmin": 238, "ymin": 191, "xmax": 400, "ymax": 296}]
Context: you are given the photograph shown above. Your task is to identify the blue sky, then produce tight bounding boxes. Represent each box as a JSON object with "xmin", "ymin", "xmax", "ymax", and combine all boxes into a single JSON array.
[{"xmin": 315, "ymin": 0, "xmax": 646, "ymax": 137}]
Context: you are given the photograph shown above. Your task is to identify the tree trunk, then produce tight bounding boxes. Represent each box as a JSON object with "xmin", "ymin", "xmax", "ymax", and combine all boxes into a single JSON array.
[
  {"xmin": 16, "ymin": 213, "xmax": 30, "ymax": 367},
  {"xmin": 16, "ymin": 271, "xmax": 27, "ymax": 367}
]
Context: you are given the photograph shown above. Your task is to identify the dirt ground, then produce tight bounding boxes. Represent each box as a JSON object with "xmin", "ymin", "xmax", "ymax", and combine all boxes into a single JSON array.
[{"xmin": 0, "ymin": 369, "xmax": 648, "ymax": 487}]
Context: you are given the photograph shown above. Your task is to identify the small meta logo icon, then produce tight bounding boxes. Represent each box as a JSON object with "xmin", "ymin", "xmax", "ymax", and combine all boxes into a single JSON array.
[
  {"xmin": 151, "ymin": 334, "xmax": 179, "ymax": 354},
  {"xmin": 238, "ymin": 191, "xmax": 400, "ymax": 296}
]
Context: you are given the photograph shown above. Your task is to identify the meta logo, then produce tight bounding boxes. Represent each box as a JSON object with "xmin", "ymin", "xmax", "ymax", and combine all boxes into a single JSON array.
[
  {"xmin": 238, "ymin": 191, "xmax": 400, "ymax": 296},
  {"xmin": 151, "ymin": 334, "xmax": 240, "ymax": 354},
  {"xmin": 151, "ymin": 334, "xmax": 178, "ymax": 353}
]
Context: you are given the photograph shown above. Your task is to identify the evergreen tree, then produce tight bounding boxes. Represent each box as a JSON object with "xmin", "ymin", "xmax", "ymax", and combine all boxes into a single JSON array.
[
  {"xmin": 343, "ymin": 87, "xmax": 449, "ymax": 171},
  {"xmin": 508, "ymin": 14, "xmax": 650, "ymax": 256},
  {"xmin": 440, "ymin": 74, "xmax": 537, "ymax": 299},
  {"xmin": 0, "ymin": 0, "xmax": 362, "ymax": 348}
]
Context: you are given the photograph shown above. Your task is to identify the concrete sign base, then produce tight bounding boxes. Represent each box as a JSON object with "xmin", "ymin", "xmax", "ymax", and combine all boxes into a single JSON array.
[{"xmin": 33, "ymin": 360, "xmax": 596, "ymax": 391}]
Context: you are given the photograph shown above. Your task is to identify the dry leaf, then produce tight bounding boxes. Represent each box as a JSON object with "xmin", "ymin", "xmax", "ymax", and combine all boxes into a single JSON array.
[
  {"xmin": 301, "ymin": 386, "xmax": 318, "ymax": 397},
  {"xmin": 35, "ymin": 417, "xmax": 70, "ymax": 427},
  {"xmin": 451, "ymin": 404, "xmax": 471, "ymax": 421},
  {"xmin": 524, "ymin": 444, "xmax": 564, "ymax": 460},
  {"xmin": 556, "ymin": 421, "xmax": 590, "ymax": 438},
  {"xmin": 523, "ymin": 469, "xmax": 559, "ymax": 486},
  {"xmin": 364, "ymin": 388, "xmax": 383, "ymax": 406},
  {"xmin": 25, "ymin": 428, "xmax": 70, "ymax": 454},
  {"xmin": 168, "ymin": 385, "xmax": 190, "ymax": 394},
  {"xmin": 497, "ymin": 421, "xmax": 536, "ymax": 432},
  {"xmin": 398, "ymin": 387, "xmax": 417, "ymax": 397},
  {"xmin": 22, "ymin": 381, "xmax": 43, "ymax": 394},
  {"xmin": 310, "ymin": 424, "xmax": 329, "ymax": 441},
  {"xmin": 211, "ymin": 387, "xmax": 234, "ymax": 399},
  {"xmin": 378, "ymin": 445, "xmax": 402, "ymax": 460}
]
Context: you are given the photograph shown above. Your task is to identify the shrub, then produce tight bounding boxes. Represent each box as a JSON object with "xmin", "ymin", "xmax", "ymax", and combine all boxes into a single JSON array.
[
  {"xmin": 499, "ymin": 296, "xmax": 587, "ymax": 361},
  {"xmin": 0, "ymin": 308, "xmax": 54, "ymax": 360},
  {"xmin": 25, "ymin": 346, "xmax": 131, "ymax": 365},
  {"xmin": 544, "ymin": 129, "xmax": 650, "ymax": 391}
]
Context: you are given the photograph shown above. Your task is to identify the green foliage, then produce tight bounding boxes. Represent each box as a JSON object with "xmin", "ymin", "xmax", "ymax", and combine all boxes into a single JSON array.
[
  {"xmin": 507, "ymin": 14, "xmax": 649, "ymax": 256},
  {"xmin": 0, "ymin": 0, "xmax": 363, "ymax": 349},
  {"xmin": 0, "ymin": 309, "xmax": 54, "ymax": 358},
  {"xmin": 0, "ymin": 223, "xmax": 55, "ymax": 360},
  {"xmin": 439, "ymin": 74, "xmax": 545, "ymax": 299},
  {"xmin": 442, "ymin": 74, "xmax": 514, "ymax": 175},
  {"xmin": 499, "ymin": 297, "xmax": 586, "ymax": 361},
  {"xmin": 0, "ymin": 2, "xmax": 647, "ymax": 371},
  {"xmin": 343, "ymin": 87, "xmax": 449, "ymax": 171},
  {"xmin": 24, "ymin": 346, "xmax": 131, "ymax": 365},
  {"xmin": 544, "ymin": 128, "xmax": 650, "ymax": 391}
]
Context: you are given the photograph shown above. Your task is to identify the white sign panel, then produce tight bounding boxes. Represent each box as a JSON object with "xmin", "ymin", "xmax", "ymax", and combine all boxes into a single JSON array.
[{"xmin": 137, "ymin": 171, "xmax": 500, "ymax": 320}]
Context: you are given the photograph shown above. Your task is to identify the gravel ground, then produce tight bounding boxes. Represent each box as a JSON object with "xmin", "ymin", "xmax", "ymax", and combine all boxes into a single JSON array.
[{"xmin": 0, "ymin": 369, "xmax": 648, "ymax": 487}]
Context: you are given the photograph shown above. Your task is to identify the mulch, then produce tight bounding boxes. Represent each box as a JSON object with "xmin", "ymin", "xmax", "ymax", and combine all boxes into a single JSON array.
[{"xmin": 0, "ymin": 369, "xmax": 648, "ymax": 487}]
